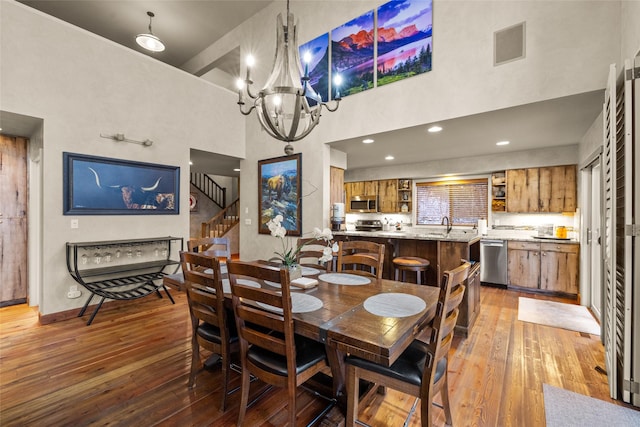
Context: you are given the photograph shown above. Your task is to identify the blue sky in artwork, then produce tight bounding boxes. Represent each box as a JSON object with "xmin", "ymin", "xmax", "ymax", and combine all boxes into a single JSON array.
[
  {"xmin": 331, "ymin": 10, "xmax": 374, "ymax": 41},
  {"xmin": 378, "ymin": 0, "xmax": 432, "ymax": 32},
  {"xmin": 299, "ymin": 33, "xmax": 328, "ymax": 72},
  {"xmin": 262, "ymin": 159, "xmax": 297, "ymax": 178}
]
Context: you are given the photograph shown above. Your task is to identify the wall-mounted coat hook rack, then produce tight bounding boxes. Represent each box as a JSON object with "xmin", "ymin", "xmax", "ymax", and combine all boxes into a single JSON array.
[{"xmin": 100, "ymin": 133, "xmax": 153, "ymax": 147}]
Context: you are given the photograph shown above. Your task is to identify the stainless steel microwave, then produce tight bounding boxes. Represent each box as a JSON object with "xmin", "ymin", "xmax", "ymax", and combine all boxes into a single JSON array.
[{"xmin": 350, "ymin": 195, "xmax": 378, "ymax": 212}]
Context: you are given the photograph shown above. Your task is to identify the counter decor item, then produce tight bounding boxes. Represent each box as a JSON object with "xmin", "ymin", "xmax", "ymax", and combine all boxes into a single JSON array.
[{"xmin": 266, "ymin": 214, "xmax": 338, "ymax": 278}]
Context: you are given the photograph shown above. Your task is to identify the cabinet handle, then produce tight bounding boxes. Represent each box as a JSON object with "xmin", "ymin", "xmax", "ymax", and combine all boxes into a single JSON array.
[{"xmin": 542, "ymin": 252, "xmax": 546, "ymax": 256}]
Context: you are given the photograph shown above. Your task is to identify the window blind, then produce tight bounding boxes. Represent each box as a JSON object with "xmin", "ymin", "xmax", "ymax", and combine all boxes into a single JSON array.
[{"xmin": 415, "ymin": 179, "xmax": 488, "ymax": 225}]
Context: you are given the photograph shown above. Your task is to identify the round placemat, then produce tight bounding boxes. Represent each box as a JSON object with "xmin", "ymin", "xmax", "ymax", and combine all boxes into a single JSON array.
[
  {"xmin": 363, "ymin": 293, "xmax": 426, "ymax": 318},
  {"xmin": 256, "ymin": 293, "xmax": 324, "ymax": 314},
  {"xmin": 221, "ymin": 278, "xmax": 261, "ymax": 294},
  {"xmin": 301, "ymin": 266, "xmax": 322, "ymax": 276},
  {"xmin": 317, "ymin": 273, "xmax": 371, "ymax": 285}
]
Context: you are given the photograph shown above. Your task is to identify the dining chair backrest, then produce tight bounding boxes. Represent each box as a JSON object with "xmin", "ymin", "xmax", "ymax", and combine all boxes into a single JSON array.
[
  {"xmin": 296, "ymin": 237, "xmax": 332, "ymax": 271},
  {"xmin": 181, "ymin": 251, "xmax": 239, "ymax": 410},
  {"xmin": 337, "ymin": 240, "xmax": 385, "ymax": 279},
  {"xmin": 419, "ymin": 261, "xmax": 469, "ymax": 412},
  {"xmin": 227, "ymin": 260, "xmax": 296, "ymax": 376},
  {"xmin": 228, "ymin": 260, "xmax": 331, "ymax": 426},
  {"xmin": 187, "ymin": 237, "xmax": 231, "ymax": 261}
]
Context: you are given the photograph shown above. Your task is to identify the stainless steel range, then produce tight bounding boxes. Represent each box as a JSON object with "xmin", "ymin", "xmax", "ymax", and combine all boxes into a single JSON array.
[{"xmin": 355, "ymin": 219, "xmax": 383, "ymax": 232}]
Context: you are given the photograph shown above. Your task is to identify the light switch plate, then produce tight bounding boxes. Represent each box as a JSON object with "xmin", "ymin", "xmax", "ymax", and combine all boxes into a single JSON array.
[
  {"xmin": 71, "ymin": 219, "xmax": 79, "ymax": 229},
  {"xmin": 245, "ymin": 219, "xmax": 251, "ymax": 225}
]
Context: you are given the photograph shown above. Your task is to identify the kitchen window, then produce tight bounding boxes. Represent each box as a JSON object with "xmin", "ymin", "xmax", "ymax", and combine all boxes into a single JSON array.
[{"xmin": 415, "ymin": 179, "xmax": 488, "ymax": 225}]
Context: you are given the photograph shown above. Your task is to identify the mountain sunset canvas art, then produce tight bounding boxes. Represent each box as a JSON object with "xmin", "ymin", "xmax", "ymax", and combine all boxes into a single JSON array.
[
  {"xmin": 331, "ymin": 10, "xmax": 375, "ymax": 98},
  {"xmin": 377, "ymin": 0, "xmax": 433, "ymax": 86}
]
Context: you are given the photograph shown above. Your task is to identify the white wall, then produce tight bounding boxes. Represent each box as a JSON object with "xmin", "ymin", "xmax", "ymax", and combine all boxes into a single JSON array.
[
  {"xmin": 192, "ymin": 1, "xmax": 620, "ymax": 146},
  {"xmin": 0, "ymin": 2, "xmax": 245, "ymax": 316}
]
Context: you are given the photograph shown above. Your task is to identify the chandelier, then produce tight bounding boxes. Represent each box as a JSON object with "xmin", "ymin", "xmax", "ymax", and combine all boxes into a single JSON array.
[
  {"xmin": 136, "ymin": 11, "xmax": 165, "ymax": 53},
  {"xmin": 236, "ymin": 0, "xmax": 341, "ymax": 152}
]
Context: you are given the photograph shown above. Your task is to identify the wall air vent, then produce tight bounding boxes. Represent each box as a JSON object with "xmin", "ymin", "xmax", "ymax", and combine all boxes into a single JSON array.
[{"xmin": 494, "ymin": 22, "xmax": 526, "ymax": 66}]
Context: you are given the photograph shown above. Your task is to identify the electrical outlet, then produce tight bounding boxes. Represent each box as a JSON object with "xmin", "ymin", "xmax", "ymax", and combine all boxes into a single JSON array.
[
  {"xmin": 71, "ymin": 219, "xmax": 79, "ymax": 229},
  {"xmin": 245, "ymin": 218, "xmax": 252, "ymax": 225}
]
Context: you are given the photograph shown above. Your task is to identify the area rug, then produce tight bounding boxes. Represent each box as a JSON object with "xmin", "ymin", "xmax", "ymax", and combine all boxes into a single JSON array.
[
  {"xmin": 517, "ymin": 297, "xmax": 600, "ymax": 335},
  {"xmin": 544, "ymin": 384, "xmax": 640, "ymax": 426}
]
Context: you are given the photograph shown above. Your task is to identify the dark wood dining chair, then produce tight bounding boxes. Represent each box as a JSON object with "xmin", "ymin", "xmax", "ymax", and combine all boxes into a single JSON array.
[
  {"xmin": 345, "ymin": 261, "xmax": 471, "ymax": 427},
  {"xmin": 187, "ymin": 237, "xmax": 231, "ymax": 261},
  {"xmin": 336, "ymin": 240, "xmax": 385, "ymax": 279},
  {"xmin": 227, "ymin": 260, "xmax": 333, "ymax": 427},
  {"xmin": 295, "ymin": 237, "xmax": 332, "ymax": 272},
  {"xmin": 181, "ymin": 251, "xmax": 239, "ymax": 411}
]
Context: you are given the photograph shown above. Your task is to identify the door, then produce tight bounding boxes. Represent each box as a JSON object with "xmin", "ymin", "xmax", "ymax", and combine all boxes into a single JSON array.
[
  {"xmin": 0, "ymin": 135, "xmax": 28, "ymax": 306},
  {"xmin": 590, "ymin": 162, "xmax": 603, "ymax": 321}
]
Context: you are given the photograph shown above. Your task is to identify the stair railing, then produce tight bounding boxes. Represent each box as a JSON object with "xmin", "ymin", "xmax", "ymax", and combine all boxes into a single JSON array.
[
  {"xmin": 201, "ymin": 198, "xmax": 240, "ymax": 238},
  {"xmin": 190, "ymin": 173, "xmax": 226, "ymax": 209}
]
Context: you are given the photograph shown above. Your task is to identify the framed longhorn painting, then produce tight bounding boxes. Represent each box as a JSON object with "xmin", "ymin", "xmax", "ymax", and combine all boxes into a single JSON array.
[
  {"xmin": 258, "ymin": 153, "xmax": 302, "ymax": 236},
  {"xmin": 63, "ymin": 152, "xmax": 180, "ymax": 215}
]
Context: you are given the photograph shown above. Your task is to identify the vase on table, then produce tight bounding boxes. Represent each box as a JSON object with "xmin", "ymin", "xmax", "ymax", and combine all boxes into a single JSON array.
[{"xmin": 284, "ymin": 264, "xmax": 302, "ymax": 280}]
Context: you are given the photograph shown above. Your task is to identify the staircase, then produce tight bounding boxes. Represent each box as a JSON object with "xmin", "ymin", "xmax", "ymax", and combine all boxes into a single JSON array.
[
  {"xmin": 201, "ymin": 198, "xmax": 240, "ymax": 238},
  {"xmin": 191, "ymin": 173, "xmax": 226, "ymax": 209}
]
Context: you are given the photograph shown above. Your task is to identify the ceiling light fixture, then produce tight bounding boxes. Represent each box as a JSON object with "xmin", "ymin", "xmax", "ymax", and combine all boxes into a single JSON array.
[
  {"xmin": 233, "ymin": 168, "xmax": 241, "ymax": 172},
  {"xmin": 136, "ymin": 11, "xmax": 165, "ymax": 52},
  {"xmin": 428, "ymin": 125, "xmax": 443, "ymax": 133},
  {"xmin": 236, "ymin": 0, "xmax": 341, "ymax": 154},
  {"xmin": 385, "ymin": 155, "xmax": 395, "ymax": 160},
  {"xmin": 362, "ymin": 138, "xmax": 374, "ymax": 144},
  {"xmin": 496, "ymin": 140, "xmax": 510, "ymax": 146}
]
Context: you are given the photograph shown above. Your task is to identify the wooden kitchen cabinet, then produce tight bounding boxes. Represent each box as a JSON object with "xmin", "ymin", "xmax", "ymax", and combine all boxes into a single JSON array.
[
  {"xmin": 507, "ymin": 168, "xmax": 540, "ymax": 212},
  {"xmin": 507, "ymin": 241, "xmax": 540, "ymax": 289},
  {"xmin": 506, "ymin": 165, "xmax": 576, "ymax": 213},
  {"xmin": 378, "ymin": 179, "xmax": 398, "ymax": 213},
  {"xmin": 539, "ymin": 165, "xmax": 577, "ymax": 212},
  {"xmin": 540, "ymin": 242, "xmax": 579, "ymax": 294},
  {"xmin": 344, "ymin": 180, "xmax": 378, "ymax": 213},
  {"xmin": 329, "ymin": 167, "xmax": 344, "ymax": 206}
]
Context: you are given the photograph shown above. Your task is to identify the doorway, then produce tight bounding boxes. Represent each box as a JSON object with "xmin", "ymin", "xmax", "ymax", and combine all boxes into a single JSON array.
[
  {"xmin": 581, "ymin": 157, "xmax": 603, "ymax": 322},
  {"xmin": 0, "ymin": 135, "xmax": 29, "ymax": 307}
]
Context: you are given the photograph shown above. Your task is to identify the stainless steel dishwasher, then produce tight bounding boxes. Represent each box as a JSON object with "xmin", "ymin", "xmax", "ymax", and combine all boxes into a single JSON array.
[{"xmin": 480, "ymin": 239, "xmax": 508, "ymax": 286}]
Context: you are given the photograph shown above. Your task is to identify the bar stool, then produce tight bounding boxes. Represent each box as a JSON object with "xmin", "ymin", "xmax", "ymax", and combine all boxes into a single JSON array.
[{"xmin": 393, "ymin": 256, "xmax": 430, "ymax": 285}]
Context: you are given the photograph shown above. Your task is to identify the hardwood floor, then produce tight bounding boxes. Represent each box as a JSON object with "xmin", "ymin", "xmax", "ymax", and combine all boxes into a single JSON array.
[{"xmin": 0, "ymin": 287, "xmax": 619, "ymax": 426}]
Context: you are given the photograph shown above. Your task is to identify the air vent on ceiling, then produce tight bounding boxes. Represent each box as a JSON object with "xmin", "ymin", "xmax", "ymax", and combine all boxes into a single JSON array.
[{"xmin": 494, "ymin": 22, "xmax": 526, "ymax": 66}]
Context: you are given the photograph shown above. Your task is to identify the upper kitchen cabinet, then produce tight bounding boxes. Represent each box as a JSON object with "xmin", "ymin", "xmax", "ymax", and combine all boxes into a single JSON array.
[
  {"xmin": 344, "ymin": 180, "xmax": 378, "ymax": 213},
  {"xmin": 378, "ymin": 179, "xmax": 398, "ymax": 213},
  {"xmin": 506, "ymin": 165, "xmax": 576, "ymax": 213},
  {"xmin": 539, "ymin": 165, "xmax": 577, "ymax": 212},
  {"xmin": 507, "ymin": 168, "xmax": 540, "ymax": 212}
]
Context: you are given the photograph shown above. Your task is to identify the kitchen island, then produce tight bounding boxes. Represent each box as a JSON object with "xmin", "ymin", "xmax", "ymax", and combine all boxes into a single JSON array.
[{"xmin": 333, "ymin": 229, "xmax": 481, "ymax": 336}]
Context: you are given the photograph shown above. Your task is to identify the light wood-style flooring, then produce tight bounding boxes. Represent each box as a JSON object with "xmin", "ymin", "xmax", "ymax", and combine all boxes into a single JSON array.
[{"xmin": 0, "ymin": 286, "xmax": 622, "ymax": 426}]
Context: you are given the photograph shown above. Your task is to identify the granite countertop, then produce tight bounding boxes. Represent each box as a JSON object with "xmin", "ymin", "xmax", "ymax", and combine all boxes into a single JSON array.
[
  {"xmin": 334, "ymin": 230, "xmax": 482, "ymax": 243},
  {"xmin": 480, "ymin": 230, "xmax": 579, "ymax": 244},
  {"xmin": 335, "ymin": 229, "xmax": 579, "ymax": 244}
]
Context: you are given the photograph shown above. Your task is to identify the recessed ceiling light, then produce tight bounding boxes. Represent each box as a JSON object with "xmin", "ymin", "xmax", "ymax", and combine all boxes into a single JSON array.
[
  {"xmin": 428, "ymin": 125, "xmax": 443, "ymax": 133},
  {"xmin": 189, "ymin": 161, "xmax": 193, "ymax": 165},
  {"xmin": 385, "ymin": 155, "xmax": 394, "ymax": 160},
  {"xmin": 362, "ymin": 138, "xmax": 374, "ymax": 144},
  {"xmin": 496, "ymin": 140, "xmax": 510, "ymax": 146},
  {"xmin": 233, "ymin": 168, "xmax": 241, "ymax": 172}
]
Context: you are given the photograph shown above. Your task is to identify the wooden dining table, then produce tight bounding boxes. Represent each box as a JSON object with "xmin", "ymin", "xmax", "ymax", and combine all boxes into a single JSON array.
[{"xmin": 285, "ymin": 271, "xmax": 440, "ymax": 405}]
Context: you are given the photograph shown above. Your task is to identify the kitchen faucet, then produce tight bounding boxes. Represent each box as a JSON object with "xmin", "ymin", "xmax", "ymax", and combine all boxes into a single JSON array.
[{"xmin": 441, "ymin": 216, "xmax": 452, "ymax": 234}]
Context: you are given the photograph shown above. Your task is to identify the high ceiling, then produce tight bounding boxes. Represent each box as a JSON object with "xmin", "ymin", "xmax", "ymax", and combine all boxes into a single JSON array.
[{"xmin": 8, "ymin": 1, "xmax": 605, "ymax": 177}]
